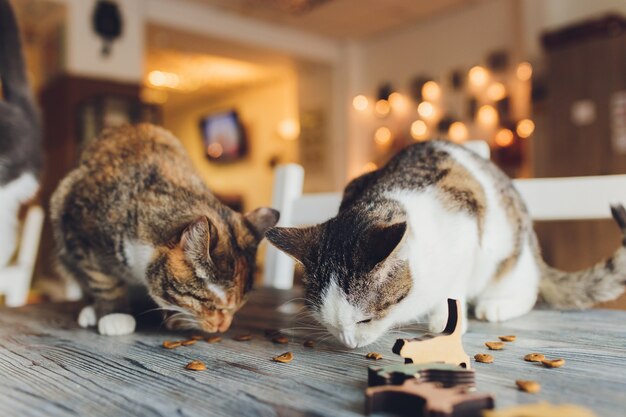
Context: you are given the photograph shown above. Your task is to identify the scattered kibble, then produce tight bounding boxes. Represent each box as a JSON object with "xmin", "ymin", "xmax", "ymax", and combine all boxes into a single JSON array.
[
  {"xmin": 485, "ymin": 341, "xmax": 505, "ymax": 350},
  {"xmin": 474, "ymin": 353, "xmax": 494, "ymax": 363},
  {"xmin": 366, "ymin": 352, "xmax": 383, "ymax": 360},
  {"xmin": 303, "ymin": 339, "xmax": 315, "ymax": 348},
  {"xmin": 185, "ymin": 360, "xmax": 207, "ymax": 371},
  {"xmin": 206, "ymin": 335, "xmax": 222, "ymax": 344},
  {"xmin": 272, "ymin": 335, "xmax": 289, "ymax": 344},
  {"xmin": 524, "ymin": 353, "xmax": 545, "ymax": 362},
  {"xmin": 541, "ymin": 358, "xmax": 565, "ymax": 368},
  {"xmin": 233, "ymin": 334, "xmax": 252, "ymax": 342},
  {"xmin": 516, "ymin": 380, "xmax": 541, "ymax": 393},
  {"xmin": 498, "ymin": 335, "xmax": 516, "ymax": 342},
  {"xmin": 181, "ymin": 339, "xmax": 197, "ymax": 346},
  {"xmin": 190, "ymin": 335, "xmax": 204, "ymax": 340},
  {"xmin": 162, "ymin": 340, "xmax": 182, "ymax": 349},
  {"xmin": 272, "ymin": 352, "xmax": 294, "ymax": 363}
]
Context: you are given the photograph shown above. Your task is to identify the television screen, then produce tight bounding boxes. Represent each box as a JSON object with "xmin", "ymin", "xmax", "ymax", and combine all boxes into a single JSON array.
[{"xmin": 200, "ymin": 110, "xmax": 247, "ymax": 162}]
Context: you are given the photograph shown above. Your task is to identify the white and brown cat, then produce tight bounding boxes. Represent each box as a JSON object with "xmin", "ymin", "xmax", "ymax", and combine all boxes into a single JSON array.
[
  {"xmin": 266, "ymin": 140, "xmax": 626, "ymax": 348},
  {"xmin": 51, "ymin": 124, "xmax": 278, "ymax": 336}
]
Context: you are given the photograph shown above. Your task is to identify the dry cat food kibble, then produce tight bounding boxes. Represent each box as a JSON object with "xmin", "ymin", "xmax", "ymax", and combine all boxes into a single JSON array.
[
  {"xmin": 272, "ymin": 352, "xmax": 294, "ymax": 363},
  {"xmin": 185, "ymin": 360, "xmax": 207, "ymax": 371},
  {"xmin": 272, "ymin": 335, "xmax": 289, "ymax": 344},
  {"xmin": 303, "ymin": 339, "xmax": 315, "ymax": 348},
  {"xmin": 541, "ymin": 358, "xmax": 565, "ymax": 368},
  {"xmin": 485, "ymin": 341, "xmax": 505, "ymax": 350},
  {"xmin": 162, "ymin": 340, "xmax": 182, "ymax": 349},
  {"xmin": 516, "ymin": 380, "xmax": 541, "ymax": 393},
  {"xmin": 474, "ymin": 353, "xmax": 494, "ymax": 363},
  {"xmin": 181, "ymin": 339, "xmax": 197, "ymax": 346},
  {"xmin": 233, "ymin": 334, "xmax": 252, "ymax": 342},
  {"xmin": 206, "ymin": 336, "xmax": 222, "ymax": 344},
  {"xmin": 524, "ymin": 353, "xmax": 545, "ymax": 362},
  {"xmin": 498, "ymin": 335, "xmax": 516, "ymax": 342},
  {"xmin": 366, "ymin": 352, "xmax": 383, "ymax": 360},
  {"xmin": 190, "ymin": 335, "xmax": 204, "ymax": 340}
]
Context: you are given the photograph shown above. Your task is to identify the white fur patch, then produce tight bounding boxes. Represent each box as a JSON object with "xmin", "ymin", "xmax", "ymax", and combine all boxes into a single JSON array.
[
  {"xmin": 78, "ymin": 305, "xmax": 97, "ymax": 328},
  {"xmin": 98, "ymin": 313, "xmax": 136, "ymax": 336},
  {"xmin": 205, "ymin": 282, "xmax": 227, "ymax": 303},
  {"xmin": 0, "ymin": 172, "xmax": 39, "ymax": 266},
  {"xmin": 123, "ymin": 239, "xmax": 154, "ymax": 283}
]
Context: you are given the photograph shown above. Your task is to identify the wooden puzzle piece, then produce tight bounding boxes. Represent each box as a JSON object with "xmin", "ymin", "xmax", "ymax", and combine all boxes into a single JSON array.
[
  {"xmin": 393, "ymin": 299, "xmax": 471, "ymax": 369},
  {"xmin": 483, "ymin": 402, "xmax": 597, "ymax": 417},
  {"xmin": 368, "ymin": 363, "xmax": 475, "ymax": 388},
  {"xmin": 365, "ymin": 380, "xmax": 494, "ymax": 416}
]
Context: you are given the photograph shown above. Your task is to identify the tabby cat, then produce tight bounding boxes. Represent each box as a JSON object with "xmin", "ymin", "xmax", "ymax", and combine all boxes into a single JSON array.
[
  {"xmin": 266, "ymin": 140, "xmax": 626, "ymax": 348},
  {"xmin": 0, "ymin": 0, "xmax": 42, "ymax": 267},
  {"xmin": 51, "ymin": 124, "xmax": 278, "ymax": 335}
]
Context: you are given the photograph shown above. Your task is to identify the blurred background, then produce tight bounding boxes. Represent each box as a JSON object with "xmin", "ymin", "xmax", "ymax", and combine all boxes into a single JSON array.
[{"xmin": 9, "ymin": 0, "xmax": 626, "ymax": 307}]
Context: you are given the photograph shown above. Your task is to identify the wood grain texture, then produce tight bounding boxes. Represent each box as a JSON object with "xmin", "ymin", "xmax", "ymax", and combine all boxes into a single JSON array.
[{"xmin": 0, "ymin": 288, "xmax": 625, "ymax": 417}]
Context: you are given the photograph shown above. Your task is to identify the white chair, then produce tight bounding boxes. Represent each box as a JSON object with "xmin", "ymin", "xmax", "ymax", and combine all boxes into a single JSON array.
[
  {"xmin": 263, "ymin": 141, "xmax": 626, "ymax": 289},
  {"xmin": 0, "ymin": 205, "xmax": 44, "ymax": 306}
]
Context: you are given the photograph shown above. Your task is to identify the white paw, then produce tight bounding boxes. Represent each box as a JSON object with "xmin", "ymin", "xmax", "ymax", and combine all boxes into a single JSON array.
[
  {"xmin": 428, "ymin": 311, "xmax": 449, "ymax": 333},
  {"xmin": 78, "ymin": 306, "xmax": 97, "ymax": 328},
  {"xmin": 98, "ymin": 313, "xmax": 136, "ymax": 336},
  {"xmin": 475, "ymin": 300, "xmax": 509, "ymax": 322}
]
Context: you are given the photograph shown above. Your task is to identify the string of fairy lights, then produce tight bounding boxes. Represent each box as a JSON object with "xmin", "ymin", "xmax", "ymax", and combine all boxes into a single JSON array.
[{"xmin": 352, "ymin": 61, "xmax": 536, "ymax": 173}]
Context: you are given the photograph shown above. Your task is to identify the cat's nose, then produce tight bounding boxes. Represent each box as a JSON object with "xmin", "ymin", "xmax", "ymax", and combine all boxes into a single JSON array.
[
  {"xmin": 339, "ymin": 331, "xmax": 358, "ymax": 349},
  {"xmin": 217, "ymin": 313, "xmax": 233, "ymax": 333}
]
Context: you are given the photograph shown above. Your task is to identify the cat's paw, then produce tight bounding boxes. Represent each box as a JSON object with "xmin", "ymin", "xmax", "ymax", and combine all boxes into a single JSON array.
[
  {"xmin": 98, "ymin": 313, "xmax": 136, "ymax": 336},
  {"xmin": 428, "ymin": 310, "xmax": 449, "ymax": 333},
  {"xmin": 475, "ymin": 298, "xmax": 533, "ymax": 323},
  {"xmin": 78, "ymin": 305, "xmax": 97, "ymax": 328}
]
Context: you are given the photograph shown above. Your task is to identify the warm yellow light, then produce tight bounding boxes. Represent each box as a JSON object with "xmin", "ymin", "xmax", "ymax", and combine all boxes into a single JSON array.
[
  {"xmin": 477, "ymin": 104, "xmax": 498, "ymax": 126},
  {"xmin": 410, "ymin": 120, "xmax": 428, "ymax": 141},
  {"xmin": 147, "ymin": 70, "xmax": 180, "ymax": 88},
  {"xmin": 353, "ymin": 94, "xmax": 369, "ymax": 111},
  {"xmin": 374, "ymin": 126, "xmax": 392, "ymax": 146},
  {"xmin": 362, "ymin": 162, "xmax": 378, "ymax": 173},
  {"xmin": 207, "ymin": 142, "xmax": 224, "ymax": 158},
  {"xmin": 375, "ymin": 99, "xmax": 391, "ymax": 117},
  {"xmin": 388, "ymin": 92, "xmax": 408, "ymax": 112},
  {"xmin": 487, "ymin": 82, "xmax": 507, "ymax": 101},
  {"xmin": 448, "ymin": 122, "xmax": 469, "ymax": 143},
  {"xmin": 468, "ymin": 66, "xmax": 489, "ymax": 87},
  {"xmin": 516, "ymin": 62, "xmax": 533, "ymax": 81},
  {"xmin": 278, "ymin": 119, "xmax": 300, "ymax": 141},
  {"xmin": 417, "ymin": 101, "xmax": 435, "ymax": 119},
  {"xmin": 517, "ymin": 119, "xmax": 535, "ymax": 138},
  {"xmin": 495, "ymin": 128, "xmax": 514, "ymax": 147},
  {"xmin": 422, "ymin": 81, "xmax": 441, "ymax": 101}
]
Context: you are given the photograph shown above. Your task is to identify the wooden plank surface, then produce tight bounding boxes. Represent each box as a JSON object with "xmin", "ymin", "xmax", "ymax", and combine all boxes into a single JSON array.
[{"xmin": 0, "ymin": 288, "xmax": 625, "ymax": 417}]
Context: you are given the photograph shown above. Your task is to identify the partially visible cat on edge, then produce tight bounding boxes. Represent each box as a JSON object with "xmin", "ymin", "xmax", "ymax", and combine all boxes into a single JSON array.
[
  {"xmin": 266, "ymin": 140, "xmax": 626, "ymax": 348},
  {"xmin": 50, "ymin": 124, "xmax": 279, "ymax": 336},
  {"xmin": 0, "ymin": 0, "xmax": 42, "ymax": 267}
]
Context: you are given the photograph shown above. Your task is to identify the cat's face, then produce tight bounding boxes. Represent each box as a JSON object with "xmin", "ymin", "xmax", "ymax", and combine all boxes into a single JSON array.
[
  {"xmin": 266, "ymin": 217, "xmax": 412, "ymax": 348},
  {"xmin": 151, "ymin": 207, "xmax": 279, "ymax": 333}
]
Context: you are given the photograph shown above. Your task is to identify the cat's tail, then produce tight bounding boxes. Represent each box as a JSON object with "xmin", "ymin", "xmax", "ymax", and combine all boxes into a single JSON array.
[
  {"xmin": 538, "ymin": 204, "xmax": 626, "ymax": 309},
  {"xmin": 0, "ymin": 0, "xmax": 35, "ymax": 109}
]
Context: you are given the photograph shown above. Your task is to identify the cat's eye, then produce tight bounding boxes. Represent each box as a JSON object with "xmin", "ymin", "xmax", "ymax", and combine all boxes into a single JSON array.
[{"xmin": 357, "ymin": 318, "xmax": 373, "ymax": 324}]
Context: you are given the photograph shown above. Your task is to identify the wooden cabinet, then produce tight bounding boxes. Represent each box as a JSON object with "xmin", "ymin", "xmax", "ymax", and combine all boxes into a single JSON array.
[{"xmin": 535, "ymin": 15, "xmax": 626, "ymax": 309}]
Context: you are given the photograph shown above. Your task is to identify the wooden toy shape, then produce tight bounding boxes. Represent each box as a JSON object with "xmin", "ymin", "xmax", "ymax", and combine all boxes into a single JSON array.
[
  {"xmin": 368, "ymin": 363, "xmax": 475, "ymax": 388},
  {"xmin": 393, "ymin": 299, "xmax": 470, "ymax": 369},
  {"xmin": 483, "ymin": 402, "xmax": 597, "ymax": 417},
  {"xmin": 365, "ymin": 380, "xmax": 494, "ymax": 416}
]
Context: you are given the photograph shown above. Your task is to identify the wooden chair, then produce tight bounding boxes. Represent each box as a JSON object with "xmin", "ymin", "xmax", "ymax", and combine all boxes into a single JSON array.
[
  {"xmin": 263, "ymin": 141, "xmax": 626, "ymax": 289},
  {"xmin": 0, "ymin": 205, "xmax": 44, "ymax": 306}
]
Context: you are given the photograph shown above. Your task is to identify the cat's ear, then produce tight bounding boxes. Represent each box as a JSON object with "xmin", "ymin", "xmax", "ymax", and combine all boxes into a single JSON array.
[
  {"xmin": 364, "ymin": 222, "xmax": 407, "ymax": 268},
  {"xmin": 180, "ymin": 216, "xmax": 217, "ymax": 259},
  {"xmin": 244, "ymin": 207, "xmax": 280, "ymax": 239},
  {"xmin": 265, "ymin": 226, "xmax": 318, "ymax": 264}
]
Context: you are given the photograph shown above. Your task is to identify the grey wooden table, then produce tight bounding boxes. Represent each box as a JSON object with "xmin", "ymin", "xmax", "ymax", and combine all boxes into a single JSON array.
[{"xmin": 1, "ymin": 288, "xmax": 625, "ymax": 417}]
